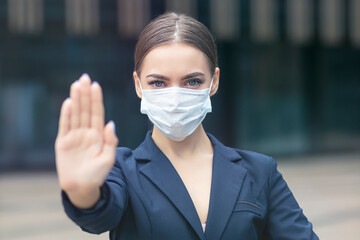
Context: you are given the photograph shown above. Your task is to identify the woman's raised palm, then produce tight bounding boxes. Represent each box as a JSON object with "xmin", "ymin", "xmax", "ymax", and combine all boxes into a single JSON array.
[{"xmin": 55, "ymin": 74, "xmax": 118, "ymax": 208}]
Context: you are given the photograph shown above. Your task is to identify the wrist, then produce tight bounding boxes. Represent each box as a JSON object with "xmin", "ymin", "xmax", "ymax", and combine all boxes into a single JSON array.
[{"xmin": 65, "ymin": 186, "xmax": 101, "ymax": 209}]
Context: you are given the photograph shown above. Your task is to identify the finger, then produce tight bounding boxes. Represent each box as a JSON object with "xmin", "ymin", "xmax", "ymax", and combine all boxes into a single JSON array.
[
  {"xmin": 90, "ymin": 81, "xmax": 104, "ymax": 132},
  {"xmin": 79, "ymin": 74, "xmax": 91, "ymax": 128},
  {"xmin": 57, "ymin": 98, "xmax": 72, "ymax": 137},
  {"xmin": 70, "ymin": 81, "xmax": 80, "ymax": 129}
]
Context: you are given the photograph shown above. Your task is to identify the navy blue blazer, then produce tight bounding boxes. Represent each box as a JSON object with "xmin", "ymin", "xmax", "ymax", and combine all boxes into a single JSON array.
[{"xmin": 62, "ymin": 132, "xmax": 318, "ymax": 240}]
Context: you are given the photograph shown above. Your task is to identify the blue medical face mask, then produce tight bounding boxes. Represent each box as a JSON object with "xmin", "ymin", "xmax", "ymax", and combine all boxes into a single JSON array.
[{"xmin": 138, "ymin": 77, "xmax": 214, "ymax": 141}]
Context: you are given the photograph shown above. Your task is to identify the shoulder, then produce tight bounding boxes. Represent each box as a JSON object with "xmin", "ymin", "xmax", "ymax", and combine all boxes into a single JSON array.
[
  {"xmin": 208, "ymin": 133, "xmax": 276, "ymax": 181},
  {"xmin": 233, "ymin": 148, "xmax": 277, "ymax": 192},
  {"xmin": 116, "ymin": 147, "xmax": 134, "ymax": 159},
  {"xmin": 114, "ymin": 147, "xmax": 135, "ymax": 168},
  {"xmin": 235, "ymin": 149, "xmax": 276, "ymax": 173}
]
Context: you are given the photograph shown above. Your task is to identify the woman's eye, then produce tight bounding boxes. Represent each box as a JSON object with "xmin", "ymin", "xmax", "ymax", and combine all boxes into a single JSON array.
[
  {"xmin": 149, "ymin": 80, "xmax": 164, "ymax": 88},
  {"xmin": 155, "ymin": 81, "xmax": 163, "ymax": 87},
  {"xmin": 188, "ymin": 80, "xmax": 197, "ymax": 86},
  {"xmin": 186, "ymin": 79, "xmax": 202, "ymax": 87}
]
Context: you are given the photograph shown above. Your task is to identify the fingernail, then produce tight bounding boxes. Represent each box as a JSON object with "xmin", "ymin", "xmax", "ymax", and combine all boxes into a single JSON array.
[
  {"xmin": 92, "ymin": 81, "xmax": 99, "ymax": 86},
  {"xmin": 109, "ymin": 121, "xmax": 116, "ymax": 132},
  {"xmin": 81, "ymin": 73, "xmax": 89, "ymax": 78}
]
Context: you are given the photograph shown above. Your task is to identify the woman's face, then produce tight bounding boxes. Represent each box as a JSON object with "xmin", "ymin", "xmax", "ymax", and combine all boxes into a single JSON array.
[{"xmin": 134, "ymin": 43, "xmax": 220, "ymax": 98}]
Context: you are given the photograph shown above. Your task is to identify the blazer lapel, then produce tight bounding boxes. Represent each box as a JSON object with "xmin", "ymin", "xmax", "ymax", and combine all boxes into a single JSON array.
[
  {"xmin": 135, "ymin": 133, "xmax": 205, "ymax": 240},
  {"xmin": 205, "ymin": 134, "xmax": 247, "ymax": 240}
]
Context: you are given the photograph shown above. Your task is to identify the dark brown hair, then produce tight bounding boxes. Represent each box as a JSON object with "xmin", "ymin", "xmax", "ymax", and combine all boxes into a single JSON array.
[{"xmin": 134, "ymin": 12, "xmax": 217, "ymax": 76}]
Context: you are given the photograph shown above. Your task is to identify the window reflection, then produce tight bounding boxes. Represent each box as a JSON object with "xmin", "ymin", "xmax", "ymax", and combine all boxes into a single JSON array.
[{"xmin": 8, "ymin": 0, "xmax": 43, "ymax": 34}]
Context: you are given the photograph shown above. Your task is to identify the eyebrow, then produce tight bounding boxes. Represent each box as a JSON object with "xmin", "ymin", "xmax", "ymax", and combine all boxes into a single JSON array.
[
  {"xmin": 181, "ymin": 72, "xmax": 205, "ymax": 80},
  {"xmin": 145, "ymin": 74, "xmax": 170, "ymax": 80},
  {"xmin": 145, "ymin": 72, "xmax": 205, "ymax": 80}
]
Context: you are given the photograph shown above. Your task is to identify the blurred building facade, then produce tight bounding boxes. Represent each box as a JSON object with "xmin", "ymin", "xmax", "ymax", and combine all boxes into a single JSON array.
[{"xmin": 0, "ymin": 0, "xmax": 359, "ymax": 170}]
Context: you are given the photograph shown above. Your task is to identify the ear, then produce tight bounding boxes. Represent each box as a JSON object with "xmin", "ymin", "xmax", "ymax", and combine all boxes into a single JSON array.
[
  {"xmin": 133, "ymin": 71, "xmax": 142, "ymax": 99},
  {"xmin": 210, "ymin": 67, "xmax": 220, "ymax": 97}
]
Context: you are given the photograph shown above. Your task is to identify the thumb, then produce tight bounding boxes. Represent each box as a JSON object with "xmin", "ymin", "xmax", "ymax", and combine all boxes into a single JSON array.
[
  {"xmin": 97, "ymin": 121, "xmax": 118, "ymax": 177},
  {"xmin": 103, "ymin": 121, "xmax": 118, "ymax": 147}
]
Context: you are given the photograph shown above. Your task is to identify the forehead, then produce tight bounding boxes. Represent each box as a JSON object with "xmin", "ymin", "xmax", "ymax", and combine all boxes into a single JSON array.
[{"xmin": 140, "ymin": 43, "xmax": 210, "ymax": 77}]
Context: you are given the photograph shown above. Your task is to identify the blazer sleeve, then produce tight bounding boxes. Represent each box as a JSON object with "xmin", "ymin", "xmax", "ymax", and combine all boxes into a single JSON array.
[
  {"xmin": 61, "ymin": 156, "xmax": 129, "ymax": 234},
  {"xmin": 264, "ymin": 158, "xmax": 319, "ymax": 240}
]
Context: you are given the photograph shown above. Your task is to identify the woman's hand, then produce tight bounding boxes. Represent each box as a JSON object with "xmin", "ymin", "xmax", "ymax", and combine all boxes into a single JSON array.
[{"xmin": 55, "ymin": 74, "xmax": 118, "ymax": 209}]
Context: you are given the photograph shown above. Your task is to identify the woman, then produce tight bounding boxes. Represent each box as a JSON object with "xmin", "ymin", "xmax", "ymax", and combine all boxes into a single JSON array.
[{"xmin": 55, "ymin": 12, "xmax": 318, "ymax": 239}]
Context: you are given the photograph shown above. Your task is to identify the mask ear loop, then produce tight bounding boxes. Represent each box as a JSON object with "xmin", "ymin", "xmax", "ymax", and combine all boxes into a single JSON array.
[
  {"xmin": 209, "ymin": 76, "xmax": 214, "ymax": 91},
  {"xmin": 137, "ymin": 76, "xmax": 144, "ymax": 92},
  {"xmin": 208, "ymin": 71, "xmax": 216, "ymax": 94}
]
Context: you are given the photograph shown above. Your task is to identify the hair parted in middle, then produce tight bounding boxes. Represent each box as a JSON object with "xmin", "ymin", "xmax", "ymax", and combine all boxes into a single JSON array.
[{"xmin": 134, "ymin": 12, "xmax": 218, "ymax": 76}]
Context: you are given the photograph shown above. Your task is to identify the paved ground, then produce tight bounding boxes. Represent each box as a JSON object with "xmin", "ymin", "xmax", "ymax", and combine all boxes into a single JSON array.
[{"xmin": 1, "ymin": 153, "xmax": 359, "ymax": 239}]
